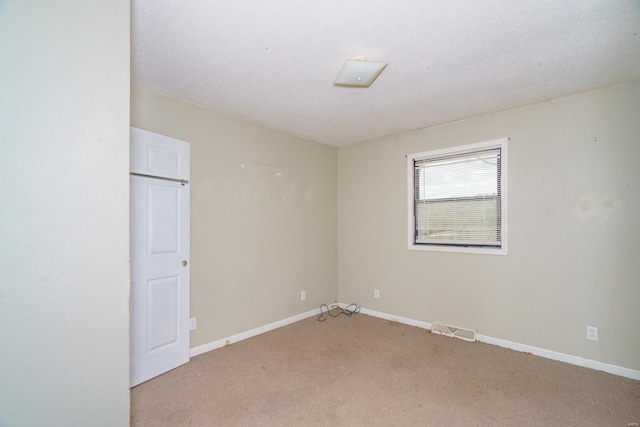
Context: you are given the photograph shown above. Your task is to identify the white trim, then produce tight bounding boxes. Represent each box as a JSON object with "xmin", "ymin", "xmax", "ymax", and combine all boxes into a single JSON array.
[
  {"xmin": 408, "ymin": 244, "xmax": 507, "ymax": 256},
  {"xmin": 190, "ymin": 308, "xmax": 321, "ymax": 357},
  {"xmin": 356, "ymin": 305, "xmax": 433, "ymax": 330},
  {"xmin": 476, "ymin": 334, "xmax": 640, "ymax": 381},
  {"xmin": 354, "ymin": 304, "xmax": 640, "ymax": 381},
  {"xmin": 189, "ymin": 304, "xmax": 640, "ymax": 381},
  {"xmin": 407, "ymin": 137, "xmax": 508, "ymax": 256}
]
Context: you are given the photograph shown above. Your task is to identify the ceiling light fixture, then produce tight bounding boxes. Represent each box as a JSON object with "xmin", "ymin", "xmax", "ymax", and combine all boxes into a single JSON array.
[{"xmin": 333, "ymin": 55, "xmax": 387, "ymax": 87}]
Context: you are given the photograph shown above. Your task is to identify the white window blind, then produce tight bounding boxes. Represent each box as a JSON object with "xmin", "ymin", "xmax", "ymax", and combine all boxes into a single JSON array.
[{"xmin": 413, "ymin": 147, "xmax": 502, "ymax": 248}]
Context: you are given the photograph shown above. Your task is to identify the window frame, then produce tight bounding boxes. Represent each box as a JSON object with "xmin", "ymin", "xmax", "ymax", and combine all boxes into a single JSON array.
[{"xmin": 407, "ymin": 138, "xmax": 508, "ymax": 255}]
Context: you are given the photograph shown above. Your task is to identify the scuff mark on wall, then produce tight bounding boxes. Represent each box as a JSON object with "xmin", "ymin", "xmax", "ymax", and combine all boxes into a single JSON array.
[
  {"xmin": 241, "ymin": 158, "xmax": 284, "ymax": 169},
  {"xmin": 573, "ymin": 191, "xmax": 621, "ymax": 223}
]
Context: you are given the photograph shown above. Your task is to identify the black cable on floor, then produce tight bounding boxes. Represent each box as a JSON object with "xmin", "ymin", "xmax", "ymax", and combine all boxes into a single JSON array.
[{"xmin": 317, "ymin": 302, "xmax": 361, "ymax": 322}]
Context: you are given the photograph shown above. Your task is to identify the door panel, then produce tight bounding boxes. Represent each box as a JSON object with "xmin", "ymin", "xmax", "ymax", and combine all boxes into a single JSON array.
[
  {"xmin": 147, "ymin": 275, "xmax": 180, "ymax": 352},
  {"xmin": 130, "ymin": 127, "xmax": 188, "ymax": 180},
  {"xmin": 148, "ymin": 184, "xmax": 180, "ymax": 255},
  {"xmin": 130, "ymin": 127, "xmax": 190, "ymax": 387},
  {"xmin": 148, "ymin": 146, "xmax": 182, "ymax": 176}
]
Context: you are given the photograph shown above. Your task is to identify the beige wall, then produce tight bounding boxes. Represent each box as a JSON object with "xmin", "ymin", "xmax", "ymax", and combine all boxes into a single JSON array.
[
  {"xmin": 131, "ymin": 83, "xmax": 638, "ymax": 373},
  {"xmin": 338, "ymin": 83, "xmax": 640, "ymax": 371},
  {"xmin": 0, "ymin": 1, "xmax": 131, "ymax": 426},
  {"xmin": 131, "ymin": 86, "xmax": 338, "ymax": 347}
]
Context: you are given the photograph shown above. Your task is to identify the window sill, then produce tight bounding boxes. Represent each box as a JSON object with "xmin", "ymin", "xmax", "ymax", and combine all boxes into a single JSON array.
[{"xmin": 408, "ymin": 243, "xmax": 508, "ymax": 256}]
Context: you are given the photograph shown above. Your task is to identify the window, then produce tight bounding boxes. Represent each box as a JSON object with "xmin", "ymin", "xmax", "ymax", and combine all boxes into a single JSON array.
[{"xmin": 407, "ymin": 138, "xmax": 508, "ymax": 255}]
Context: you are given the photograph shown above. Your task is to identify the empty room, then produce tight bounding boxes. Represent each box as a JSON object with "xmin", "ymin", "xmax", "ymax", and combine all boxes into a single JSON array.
[{"xmin": 2, "ymin": 1, "xmax": 639, "ymax": 426}]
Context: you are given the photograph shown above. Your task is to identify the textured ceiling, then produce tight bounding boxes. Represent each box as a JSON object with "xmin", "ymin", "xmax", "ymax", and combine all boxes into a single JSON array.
[{"xmin": 132, "ymin": 0, "xmax": 640, "ymax": 147}]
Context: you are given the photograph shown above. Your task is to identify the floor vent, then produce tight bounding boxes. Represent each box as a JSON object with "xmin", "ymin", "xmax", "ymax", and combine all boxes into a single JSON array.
[{"xmin": 431, "ymin": 322, "xmax": 476, "ymax": 342}]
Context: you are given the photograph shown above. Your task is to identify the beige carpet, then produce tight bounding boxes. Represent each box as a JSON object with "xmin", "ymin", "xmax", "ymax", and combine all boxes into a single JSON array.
[{"xmin": 131, "ymin": 312, "xmax": 640, "ymax": 426}]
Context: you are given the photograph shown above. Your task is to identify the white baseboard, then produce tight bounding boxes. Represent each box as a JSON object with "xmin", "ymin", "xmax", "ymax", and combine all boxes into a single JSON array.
[
  {"xmin": 190, "ymin": 303, "xmax": 640, "ymax": 381},
  {"xmin": 357, "ymin": 306, "xmax": 433, "ymax": 330},
  {"xmin": 190, "ymin": 307, "xmax": 321, "ymax": 358},
  {"xmin": 476, "ymin": 333, "xmax": 640, "ymax": 381},
  {"xmin": 352, "ymin": 304, "xmax": 640, "ymax": 381}
]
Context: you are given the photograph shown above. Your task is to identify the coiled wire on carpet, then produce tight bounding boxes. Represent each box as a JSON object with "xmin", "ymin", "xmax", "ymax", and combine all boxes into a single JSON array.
[{"xmin": 317, "ymin": 302, "xmax": 361, "ymax": 322}]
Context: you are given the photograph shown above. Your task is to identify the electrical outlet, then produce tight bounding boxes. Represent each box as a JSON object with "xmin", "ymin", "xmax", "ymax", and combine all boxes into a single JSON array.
[
  {"xmin": 587, "ymin": 326, "xmax": 598, "ymax": 341},
  {"xmin": 374, "ymin": 289, "xmax": 380, "ymax": 299},
  {"xmin": 301, "ymin": 291, "xmax": 306, "ymax": 301},
  {"xmin": 189, "ymin": 317, "xmax": 197, "ymax": 331}
]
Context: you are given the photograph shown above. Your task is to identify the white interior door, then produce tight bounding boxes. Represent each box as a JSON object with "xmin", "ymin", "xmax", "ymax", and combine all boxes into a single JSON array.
[{"xmin": 130, "ymin": 127, "xmax": 190, "ymax": 387}]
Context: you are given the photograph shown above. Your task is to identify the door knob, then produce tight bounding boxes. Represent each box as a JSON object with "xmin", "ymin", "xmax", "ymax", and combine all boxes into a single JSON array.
[{"xmin": 182, "ymin": 260, "xmax": 188, "ymax": 267}]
